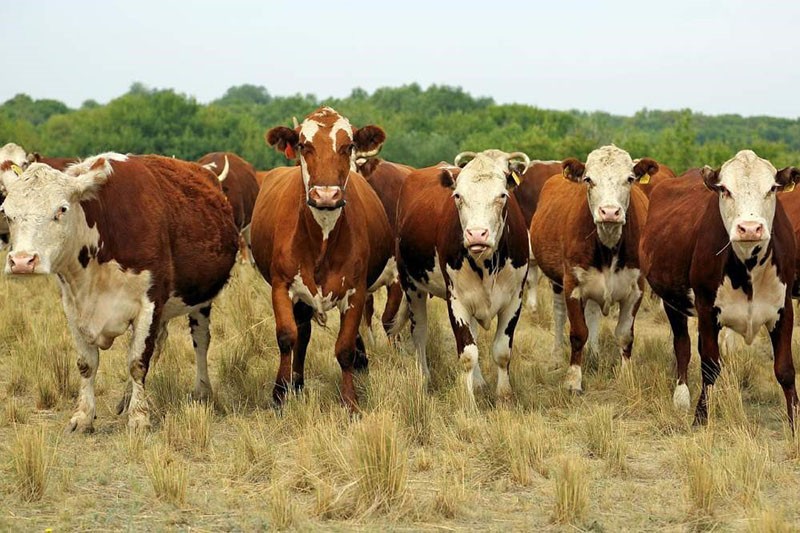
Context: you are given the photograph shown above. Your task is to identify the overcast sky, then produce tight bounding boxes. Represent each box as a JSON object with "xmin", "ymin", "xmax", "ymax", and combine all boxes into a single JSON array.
[{"xmin": 2, "ymin": 0, "xmax": 797, "ymax": 118}]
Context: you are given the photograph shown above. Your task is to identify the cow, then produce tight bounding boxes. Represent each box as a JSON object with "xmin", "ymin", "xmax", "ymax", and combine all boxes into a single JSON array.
[
  {"xmin": 250, "ymin": 107, "xmax": 395, "ymax": 411},
  {"xmin": 641, "ymin": 150, "xmax": 800, "ymax": 425},
  {"xmin": 198, "ymin": 152, "xmax": 260, "ymax": 265},
  {"xmin": 0, "ymin": 153, "xmax": 239, "ymax": 432},
  {"xmin": 392, "ymin": 149, "xmax": 531, "ymax": 405},
  {"xmin": 355, "ymin": 157, "xmax": 414, "ymax": 339},
  {"xmin": 255, "ymin": 170, "xmax": 269, "ymax": 188},
  {"xmin": 531, "ymin": 145, "xmax": 656, "ymax": 393}
]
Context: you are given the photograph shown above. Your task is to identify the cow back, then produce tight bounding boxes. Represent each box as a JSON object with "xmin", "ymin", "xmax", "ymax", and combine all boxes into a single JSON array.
[
  {"xmin": 198, "ymin": 152, "xmax": 260, "ymax": 231},
  {"xmin": 359, "ymin": 159, "xmax": 413, "ymax": 232},
  {"xmin": 514, "ymin": 161, "xmax": 562, "ymax": 226}
]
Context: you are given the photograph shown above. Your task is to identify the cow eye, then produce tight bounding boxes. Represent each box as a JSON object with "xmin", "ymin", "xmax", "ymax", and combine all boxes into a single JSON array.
[
  {"xmin": 54, "ymin": 205, "xmax": 69, "ymax": 220},
  {"xmin": 718, "ymin": 185, "xmax": 731, "ymax": 198},
  {"xmin": 627, "ymin": 176, "xmax": 635, "ymax": 184},
  {"xmin": 339, "ymin": 143, "xmax": 354, "ymax": 155},
  {"xmin": 498, "ymin": 192, "xmax": 509, "ymax": 201},
  {"xmin": 583, "ymin": 176, "xmax": 594, "ymax": 186},
  {"xmin": 453, "ymin": 192, "xmax": 462, "ymax": 201},
  {"xmin": 769, "ymin": 184, "xmax": 779, "ymax": 194}
]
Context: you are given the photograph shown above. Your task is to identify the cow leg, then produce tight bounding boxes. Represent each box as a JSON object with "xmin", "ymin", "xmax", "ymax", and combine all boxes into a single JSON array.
[
  {"xmin": 354, "ymin": 333, "xmax": 369, "ymax": 371},
  {"xmin": 292, "ymin": 302, "xmax": 314, "ymax": 393},
  {"xmin": 446, "ymin": 298, "xmax": 481, "ymax": 406},
  {"xmin": 615, "ymin": 281, "xmax": 643, "ymax": 368},
  {"xmin": 362, "ymin": 294, "xmax": 376, "ymax": 346},
  {"xmin": 67, "ymin": 331, "xmax": 100, "ymax": 434},
  {"xmin": 240, "ymin": 225, "xmax": 255, "ymax": 266},
  {"xmin": 694, "ymin": 301, "xmax": 721, "ymax": 425},
  {"xmin": 563, "ymin": 277, "xmax": 588, "ymax": 393},
  {"xmin": 584, "ymin": 300, "xmax": 602, "ymax": 356},
  {"xmin": 381, "ymin": 281, "xmax": 405, "ymax": 337},
  {"xmin": 335, "ymin": 288, "xmax": 367, "ymax": 411},
  {"xmin": 408, "ymin": 289, "xmax": 431, "ymax": 385},
  {"xmin": 189, "ymin": 305, "xmax": 213, "ymax": 402},
  {"xmin": 664, "ymin": 302, "xmax": 691, "ymax": 410},
  {"xmin": 525, "ymin": 262, "xmax": 540, "ymax": 312},
  {"xmin": 552, "ymin": 284, "xmax": 567, "ymax": 359},
  {"xmin": 272, "ymin": 286, "xmax": 297, "ymax": 405},
  {"xmin": 126, "ymin": 301, "xmax": 161, "ymax": 431},
  {"xmin": 493, "ymin": 298, "xmax": 523, "ymax": 402},
  {"xmin": 769, "ymin": 296, "xmax": 798, "ymax": 427},
  {"xmin": 117, "ymin": 323, "xmax": 167, "ymax": 416}
]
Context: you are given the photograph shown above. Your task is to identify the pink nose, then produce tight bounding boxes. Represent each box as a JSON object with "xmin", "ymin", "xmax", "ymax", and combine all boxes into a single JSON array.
[
  {"xmin": 9, "ymin": 252, "xmax": 39, "ymax": 274},
  {"xmin": 308, "ymin": 186, "xmax": 343, "ymax": 208},
  {"xmin": 598, "ymin": 206, "xmax": 623, "ymax": 223},
  {"xmin": 736, "ymin": 221, "xmax": 764, "ymax": 241},
  {"xmin": 465, "ymin": 228, "xmax": 490, "ymax": 246}
]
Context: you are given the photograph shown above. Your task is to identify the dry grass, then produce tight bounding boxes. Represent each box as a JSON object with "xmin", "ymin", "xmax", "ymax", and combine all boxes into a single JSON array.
[
  {"xmin": 1, "ymin": 265, "xmax": 800, "ymax": 529},
  {"xmin": 9, "ymin": 425, "xmax": 54, "ymax": 502}
]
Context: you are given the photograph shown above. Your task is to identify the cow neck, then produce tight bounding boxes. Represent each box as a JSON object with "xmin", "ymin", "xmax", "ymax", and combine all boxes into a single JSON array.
[
  {"xmin": 301, "ymin": 203, "xmax": 345, "ymax": 281},
  {"xmin": 596, "ymin": 223, "xmax": 623, "ymax": 249},
  {"xmin": 55, "ymin": 206, "xmax": 103, "ymax": 286}
]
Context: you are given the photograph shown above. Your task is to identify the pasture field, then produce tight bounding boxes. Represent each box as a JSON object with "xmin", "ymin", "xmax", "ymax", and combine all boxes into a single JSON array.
[{"xmin": 1, "ymin": 262, "xmax": 799, "ymax": 531}]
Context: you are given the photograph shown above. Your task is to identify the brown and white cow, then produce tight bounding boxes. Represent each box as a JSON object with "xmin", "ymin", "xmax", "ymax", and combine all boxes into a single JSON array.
[
  {"xmin": 531, "ymin": 145, "xmax": 655, "ymax": 392},
  {"xmin": 251, "ymin": 107, "xmax": 394, "ymax": 410},
  {"xmin": 198, "ymin": 152, "xmax": 260, "ymax": 265},
  {"xmin": 392, "ymin": 149, "xmax": 531, "ymax": 404},
  {"xmin": 356, "ymin": 157, "xmax": 414, "ymax": 338},
  {"xmin": 0, "ymin": 153, "xmax": 238, "ymax": 432},
  {"xmin": 641, "ymin": 150, "xmax": 800, "ymax": 424}
]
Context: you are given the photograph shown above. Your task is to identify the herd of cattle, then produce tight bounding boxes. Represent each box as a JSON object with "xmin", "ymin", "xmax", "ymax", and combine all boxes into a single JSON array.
[{"xmin": 1, "ymin": 106, "xmax": 799, "ymax": 435}]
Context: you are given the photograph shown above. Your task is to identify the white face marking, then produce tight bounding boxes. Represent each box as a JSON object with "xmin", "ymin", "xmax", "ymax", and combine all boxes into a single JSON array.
[
  {"xmin": 2, "ymin": 162, "xmax": 110, "ymax": 274},
  {"xmin": 452, "ymin": 153, "xmax": 512, "ymax": 254},
  {"xmin": 582, "ymin": 145, "xmax": 637, "ymax": 247},
  {"xmin": 714, "ymin": 150, "xmax": 780, "ymax": 261},
  {"xmin": 329, "ymin": 115, "xmax": 353, "ymax": 151},
  {"xmin": 713, "ymin": 260, "xmax": 785, "ymax": 344}
]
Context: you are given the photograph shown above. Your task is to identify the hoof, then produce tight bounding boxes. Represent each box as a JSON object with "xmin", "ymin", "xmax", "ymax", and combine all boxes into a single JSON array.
[
  {"xmin": 563, "ymin": 364, "xmax": 583, "ymax": 393},
  {"xmin": 127, "ymin": 413, "xmax": 151, "ymax": 433},
  {"xmin": 673, "ymin": 383, "xmax": 691, "ymax": 411},
  {"xmin": 66, "ymin": 413, "xmax": 95, "ymax": 435},
  {"xmin": 190, "ymin": 384, "xmax": 213, "ymax": 403}
]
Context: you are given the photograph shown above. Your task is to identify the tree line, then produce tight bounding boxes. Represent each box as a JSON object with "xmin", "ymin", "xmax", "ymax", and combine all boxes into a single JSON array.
[{"xmin": 2, "ymin": 82, "xmax": 800, "ymax": 174}]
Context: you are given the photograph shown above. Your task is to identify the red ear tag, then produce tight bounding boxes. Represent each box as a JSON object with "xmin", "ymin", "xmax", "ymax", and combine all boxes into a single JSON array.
[{"xmin": 284, "ymin": 145, "xmax": 296, "ymax": 159}]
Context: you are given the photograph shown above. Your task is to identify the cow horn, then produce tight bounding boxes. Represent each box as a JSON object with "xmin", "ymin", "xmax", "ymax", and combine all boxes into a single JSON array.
[
  {"xmin": 454, "ymin": 151, "xmax": 477, "ymax": 168},
  {"xmin": 354, "ymin": 146, "xmax": 382, "ymax": 160},
  {"xmin": 505, "ymin": 151, "xmax": 531, "ymax": 171},
  {"xmin": 292, "ymin": 116, "xmax": 300, "ymax": 129},
  {"xmin": 216, "ymin": 155, "xmax": 230, "ymax": 182}
]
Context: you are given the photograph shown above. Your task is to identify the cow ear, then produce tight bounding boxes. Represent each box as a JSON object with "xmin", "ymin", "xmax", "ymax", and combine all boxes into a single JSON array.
[
  {"xmin": 505, "ymin": 162, "xmax": 527, "ymax": 190},
  {"xmin": 70, "ymin": 157, "xmax": 110, "ymax": 200},
  {"xmin": 266, "ymin": 127, "xmax": 300, "ymax": 160},
  {"xmin": 776, "ymin": 167, "xmax": 800, "ymax": 192},
  {"xmin": 701, "ymin": 166, "xmax": 722, "ymax": 192},
  {"xmin": 562, "ymin": 158, "xmax": 585, "ymax": 182},
  {"xmin": 353, "ymin": 125, "xmax": 386, "ymax": 157},
  {"xmin": 440, "ymin": 168, "xmax": 456, "ymax": 189},
  {"xmin": 634, "ymin": 158, "xmax": 659, "ymax": 184}
]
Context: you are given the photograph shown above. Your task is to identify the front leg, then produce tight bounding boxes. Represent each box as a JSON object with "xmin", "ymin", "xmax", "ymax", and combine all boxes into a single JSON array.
[
  {"xmin": 446, "ymin": 295, "xmax": 480, "ymax": 406},
  {"xmin": 271, "ymin": 284, "xmax": 297, "ymax": 405},
  {"xmin": 614, "ymin": 278, "xmax": 643, "ymax": 368},
  {"xmin": 60, "ymin": 289, "xmax": 99, "ymax": 434},
  {"xmin": 493, "ymin": 294, "xmax": 523, "ymax": 402},
  {"xmin": 563, "ymin": 273, "xmax": 588, "ymax": 392},
  {"xmin": 769, "ymin": 294, "xmax": 798, "ymax": 427},
  {"xmin": 694, "ymin": 297, "xmax": 721, "ymax": 425},
  {"xmin": 126, "ymin": 299, "xmax": 161, "ymax": 431},
  {"xmin": 335, "ymin": 287, "xmax": 367, "ymax": 411}
]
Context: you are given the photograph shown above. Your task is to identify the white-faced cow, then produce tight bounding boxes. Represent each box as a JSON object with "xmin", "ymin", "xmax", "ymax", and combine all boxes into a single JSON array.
[
  {"xmin": 392, "ymin": 149, "xmax": 531, "ymax": 405},
  {"xmin": 641, "ymin": 150, "xmax": 800, "ymax": 425},
  {"xmin": 198, "ymin": 152, "xmax": 260, "ymax": 265},
  {"xmin": 531, "ymin": 145, "xmax": 656, "ymax": 392},
  {"xmin": 0, "ymin": 154, "xmax": 238, "ymax": 432},
  {"xmin": 251, "ymin": 107, "xmax": 394, "ymax": 410}
]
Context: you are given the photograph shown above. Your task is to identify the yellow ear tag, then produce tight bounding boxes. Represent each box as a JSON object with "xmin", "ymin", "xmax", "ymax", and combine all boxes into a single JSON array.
[
  {"xmin": 512, "ymin": 171, "xmax": 521, "ymax": 185},
  {"xmin": 638, "ymin": 173, "xmax": 650, "ymax": 185},
  {"xmin": 784, "ymin": 182, "xmax": 796, "ymax": 193},
  {"xmin": 10, "ymin": 164, "xmax": 22, "ymax": 176}
]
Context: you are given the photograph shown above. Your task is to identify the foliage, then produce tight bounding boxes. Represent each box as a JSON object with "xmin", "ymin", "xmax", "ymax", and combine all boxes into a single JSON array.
[{"xmin": 2, "ymin": 82, "xmax": 800, "ymax": 172}]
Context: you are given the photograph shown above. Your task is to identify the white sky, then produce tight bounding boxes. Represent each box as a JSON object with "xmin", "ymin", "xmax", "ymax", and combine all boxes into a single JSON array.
[{"xmin": 2, "ymin": 0, "xmax": 797, "ymax": 118}]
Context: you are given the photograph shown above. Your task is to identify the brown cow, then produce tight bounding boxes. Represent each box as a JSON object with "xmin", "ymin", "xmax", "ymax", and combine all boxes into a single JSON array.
[
  {"xmin": 0, "ymin": 153, "xmax": 238, "ymax": 432},
  {"xmin": 641, "ymin": 150, "xmax": 800, "ymax": 425},
  {"xmin": 198, "ymin": 152, "xmax": 260, "ymax": 265},
  {"xmin": 356, "ymin": 157, "xmax": 414, "ymax": 339},
  {"xmin": 251, "ymin": 107, "xmax": 394, "ymax": 410},
  {"xmin": 255, "ymin": 170, "xmax": 269, "ymax": 188},
  {"xmin": 531, "ymin": 145, "xmax": 655, "ymax": 392},
  {"xmin": 392, "ymin": 150, "xmax": 531, "ymax": 405}
]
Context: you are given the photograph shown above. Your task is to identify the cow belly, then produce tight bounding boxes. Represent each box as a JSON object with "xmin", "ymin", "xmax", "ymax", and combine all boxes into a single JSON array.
[
  {"xmin": 60, "ymin": 264, "xmax": 153, "ymax": 349},
  {"xmin": 571, "ymin": 265, "xmax": 641, "ymax": 314},
  {"xmin": 714, "ymin": 265, "xmax": 785, "ymax": 344},
  {"xmin": 447, "ymin": 262, "xmax": 526, "ymax": 327}
]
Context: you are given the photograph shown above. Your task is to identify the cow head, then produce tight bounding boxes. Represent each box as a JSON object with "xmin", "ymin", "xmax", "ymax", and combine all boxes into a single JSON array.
[
  {"xmin": 265, "ymin": 107, "xmax": 386, "ymax": 210},
  {"xmin": 0, "ymin": 158, "xmax": 110, "ymax": 275},
  {"xmin": 563, "ymin": 145, "xmax": 656, "ymax": 248},
  {"xmin": 702, "ymin": 150, "xmax": 800, "ymax": 261},
  {"xmin": 445, "ymin": 149, "xmax": 531, "ymax": 257}
]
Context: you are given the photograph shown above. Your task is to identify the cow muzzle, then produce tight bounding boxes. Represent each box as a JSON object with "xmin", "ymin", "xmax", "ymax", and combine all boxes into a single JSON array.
[
  {"xmin": 307, "ymin": 186, "xmax": 345, "ymax": 210},
  {"xmin": 464, "ymin": 228, "xmax": 492, "ymax": 255},
  {"xmin": 733, "ymin": 220, "xmax": 766, "ymax": 242},
  {"xmin": 8, "ymin": 252, "xmax": 39, "ymax": 274},
  {"xmin": 597, "ymin": 205, "xmax": 624, "ymax": 224}
]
